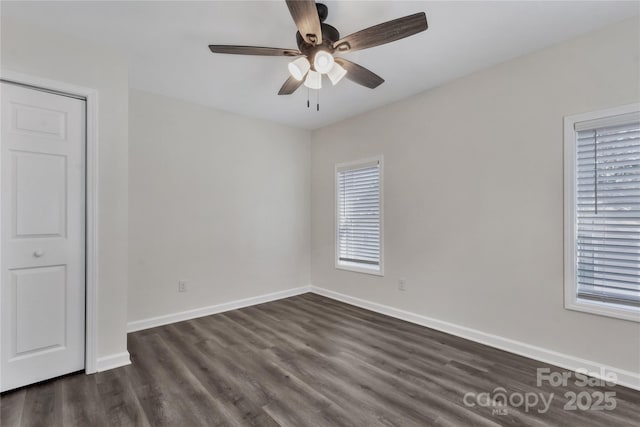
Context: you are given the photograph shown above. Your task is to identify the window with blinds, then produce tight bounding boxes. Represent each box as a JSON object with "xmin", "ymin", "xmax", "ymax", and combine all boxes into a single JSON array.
[
  {"xmin": 573, "ymin": 112, "xmax": 640, "ymax": 309},
  {"xmin": 336, "ymin": 158, "xmax": 382, "ymax": 274}
]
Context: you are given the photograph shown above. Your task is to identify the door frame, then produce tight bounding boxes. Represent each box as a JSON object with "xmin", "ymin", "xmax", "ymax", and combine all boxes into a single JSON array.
[{"xmin": 0, "ymin": 70, "xmax": 99, "ymax": 374}]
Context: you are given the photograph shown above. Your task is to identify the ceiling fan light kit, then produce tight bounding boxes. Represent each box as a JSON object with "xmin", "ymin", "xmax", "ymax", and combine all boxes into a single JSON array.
[
  {"xmin": 327, "ymin": 62, "xmax": 347, "ymax": 85},
  {"xmin": 209, "ymin": 0, "xmax": 428, "ymax": 104},
  {"xmin": 288, "ymin": 56, "xmax": 311, "ymax": 81},
  {"xmin": 313, "ymin": 50, "xmax": 334, "ymax": 74},
  {"xmin": 304, "ymin": 70, "xmax": 322, "ymax": 89}
]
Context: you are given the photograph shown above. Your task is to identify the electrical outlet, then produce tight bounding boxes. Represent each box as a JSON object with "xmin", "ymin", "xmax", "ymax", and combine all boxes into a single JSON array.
[
  {"xmin": 398, "ymin": 278, "xmax": 407, "ymax": 291},
  {"xmin": 178, "ymin": 280, "xmax": 187, "ymax": 292}
]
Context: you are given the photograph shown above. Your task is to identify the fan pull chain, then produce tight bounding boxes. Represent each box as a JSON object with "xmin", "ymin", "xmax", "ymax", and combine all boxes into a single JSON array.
[{"xmin": 304, "ymin": 89, "xmax": 320, "ymax": 112}]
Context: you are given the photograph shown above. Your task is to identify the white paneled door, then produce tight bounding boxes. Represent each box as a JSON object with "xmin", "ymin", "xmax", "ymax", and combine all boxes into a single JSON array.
[{"xmin": 1, "ymin": 82, "xmax": 85, "ymax": 392}]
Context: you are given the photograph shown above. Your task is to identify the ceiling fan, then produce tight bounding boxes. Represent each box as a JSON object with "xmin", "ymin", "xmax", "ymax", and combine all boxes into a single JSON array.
[{"xmin": 208, "ymin": 1, "xmax": 428, "ymax": 96}]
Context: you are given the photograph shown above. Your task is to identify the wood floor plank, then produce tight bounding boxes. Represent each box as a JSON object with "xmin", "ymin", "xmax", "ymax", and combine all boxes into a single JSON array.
[
  {"xmin": 264, "ymin": 345, "xmax": 438, "ymax": 427},
  {"xmin": 95, "ymin": 367, "xmax": 151, "ymax": 427},
  {"xmin": 61, "ymin": 372, "xmax": 107, "ymax": 427},
  {"xmin": 19, "ymin": 380, "xmax": 61, "ymax": 427},
  {"xmin": 1, "ymin": 293, "xmax": 639, "ymax": 426},
  {"xmin": 0, "ymin": 388, "xmax": 25, "ymax": 427},
  {"xmin": 156, "ymin": 323, "xmax": 279, "ymax": 426},
  {"xmin": 128, "ymin": 332, "xmax": 242, "ymax": 427}
]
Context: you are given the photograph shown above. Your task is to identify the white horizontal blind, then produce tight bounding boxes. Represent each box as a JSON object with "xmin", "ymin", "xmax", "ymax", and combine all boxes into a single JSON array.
[
  {"xmin": 575, "ymin": 115, "xmax": 640, "ymax": 307},
  {"xmin": 337, "ymin": 162, "xmax": 380, "ymax": 268}
]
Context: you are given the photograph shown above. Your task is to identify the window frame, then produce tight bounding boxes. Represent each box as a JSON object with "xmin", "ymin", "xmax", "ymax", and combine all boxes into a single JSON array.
[
  {"xmin": 564, "ymin": 103, "xmax": 640, "ymax": 323},
  {"xmin": 334, "ymin": 156, "xmax": 384, "ymax": 276}
]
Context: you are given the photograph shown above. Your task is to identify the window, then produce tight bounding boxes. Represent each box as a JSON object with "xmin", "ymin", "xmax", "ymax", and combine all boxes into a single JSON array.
[
  {"xmin": 335, "ymin": 157, "xmax": 383, "ymax": 275},
  {"xmin": 564, "ymin": 104, "xmax": 640, "ymax": 322}
]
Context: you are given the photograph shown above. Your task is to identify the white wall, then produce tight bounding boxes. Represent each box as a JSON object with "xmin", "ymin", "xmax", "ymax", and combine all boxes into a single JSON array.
[
  {"xmin": 1, "ymin": 18, "xmax": 129, "ymax": 362},
  {"xmin": 311, "ymin": 18, "xmax": 640, "ymax": 374},
  {"xmin": 128, "ymin": 90, "xmax": 310, "ymax": 323}
]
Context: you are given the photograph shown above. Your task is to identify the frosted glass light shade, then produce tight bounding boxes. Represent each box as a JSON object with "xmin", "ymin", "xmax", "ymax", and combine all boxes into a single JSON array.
[
  {"xmin": 288, "ymin": 57, "xmax": 310, "ymax": 81},
  {"xmin": 327, "ymin": 62, "xmax": 347, "ymax": 85},
  {"xmin": 304, "ymin": 70, "xmax": 322, "ymax": 89},
  {"xmin": 313, "ymin": 50, "xmax": 334, "ymax": 74}
]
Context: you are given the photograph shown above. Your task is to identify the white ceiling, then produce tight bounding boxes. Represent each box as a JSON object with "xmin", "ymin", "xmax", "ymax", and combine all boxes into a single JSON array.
[{"xmin": 2, "ymin": 1, "xmax": 638, "ymax": 129}]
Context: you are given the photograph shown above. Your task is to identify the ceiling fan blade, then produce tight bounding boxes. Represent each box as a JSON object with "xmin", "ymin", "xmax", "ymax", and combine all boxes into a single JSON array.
[
  {"xmin": 278, "ymin": 76, "xmax": 304, "ymax": 95},
  {"xmin": 285, "ymin": 0, "xmax": 322, "ymax": 45},
  {"xmin": 335, "ymin": 58, "xmax": 384, "ymax": 89},
  {"xmin": 209, "ymin": 45, "xmax": 301, "ymax": 56},
  {"xmin": 333, "ymin": 12, "xmax": 427, "ymax": 53}
]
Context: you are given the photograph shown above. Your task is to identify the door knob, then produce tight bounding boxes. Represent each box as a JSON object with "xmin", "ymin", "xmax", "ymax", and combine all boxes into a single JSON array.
[{"xmin": 33, "ymin": 249, "xmax": 44, "ymax": 258}]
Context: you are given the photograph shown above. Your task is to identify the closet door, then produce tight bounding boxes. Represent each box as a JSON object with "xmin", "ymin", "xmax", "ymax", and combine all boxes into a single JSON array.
[{"xmin": 1, "ymin": 82, "xmax": 86, "ymax": 392}]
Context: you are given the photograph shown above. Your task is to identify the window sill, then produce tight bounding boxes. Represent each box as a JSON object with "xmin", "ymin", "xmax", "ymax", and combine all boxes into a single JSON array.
[
  {"xmin": 336, "ymin": 261, "xmax": 383, "ymax": 277},
  {"xmin": 565, "ymin": 298, "xmax": 640, "ymax": 323}
]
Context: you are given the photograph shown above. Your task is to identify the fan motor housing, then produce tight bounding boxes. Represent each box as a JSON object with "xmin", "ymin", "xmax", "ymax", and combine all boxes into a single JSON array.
[
  {"xmin": 316, "ymin": 3, "xmax": 329, "ymax": 22},
  {"xmin": 296, "ymin": 24, "xmax": 340, "ymax": 55},
  {"xmin": 293, "ymin": 2, "xmax": 340, "ymax": 70}
]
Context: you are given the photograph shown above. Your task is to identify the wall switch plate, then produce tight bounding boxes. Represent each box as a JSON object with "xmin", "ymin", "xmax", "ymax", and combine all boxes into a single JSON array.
[
  {"xmin": 398, "ymin": 278, "xmax": 407, "ymax": 291},
  {"xmin": 178, "ymin": 280, "xmax": 187, "ymax": 292}
]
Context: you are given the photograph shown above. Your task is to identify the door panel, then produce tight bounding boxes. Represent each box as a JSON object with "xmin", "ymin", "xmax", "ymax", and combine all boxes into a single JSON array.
[
  {"xmin": 13, "ymin": 265, "xmax": 66, "ymax": 355},
  {"xmin": 14, "ymin": 151, "xmax": 67, "ymax": 237},
  {"xmin": 12, "ymin": 103, "xmax": 67, "ymax": 139},
  {"xmin": 1, "ymin": 82, "xmax": 85, "ymax": 392}
]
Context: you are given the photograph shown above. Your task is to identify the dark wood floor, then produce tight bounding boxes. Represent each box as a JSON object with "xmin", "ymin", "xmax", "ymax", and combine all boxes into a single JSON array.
[{"xmin": 1, "ymin": 293, "xmax": 639, "ymax": 426}]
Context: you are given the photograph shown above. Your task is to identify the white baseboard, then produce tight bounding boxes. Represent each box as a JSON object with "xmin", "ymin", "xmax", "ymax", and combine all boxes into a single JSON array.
[
  {"xmin": 310, "ymin": 286, "xmax": 640, "ymax": 391},
  {"xmin": 95, "ymin": 351, "xmax": 131, "ymax": 372},
  {"xmin": 127, "ymin": 286, "xmax": 311, "ymax": 333}
]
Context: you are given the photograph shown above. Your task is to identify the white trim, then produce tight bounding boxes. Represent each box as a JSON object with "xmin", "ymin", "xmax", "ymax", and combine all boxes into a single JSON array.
[
  {"xmin": 335, "ymin": 261, "xmax": 382, "ymax": 276},
  {"xmin": 96, "ymin": 351, "xmax": 131, "ymax": 372},
  {"xmin": 127, "ymin": 286, "xmax": 311, "ymax": 333},
  {"xmin": 0, "ymin": 70, "xmax": 101, "ymax": 373},
  {"xmin": 563, "ymin": 103, "xmax": 640, "ymax": 323},
  {"xmin": 334, "ymin": 155, "xmax": 384, "ymax": 277},
  {"xmin": 309, "ymin": 286, "xmax": 640, "ymax": 391}
]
